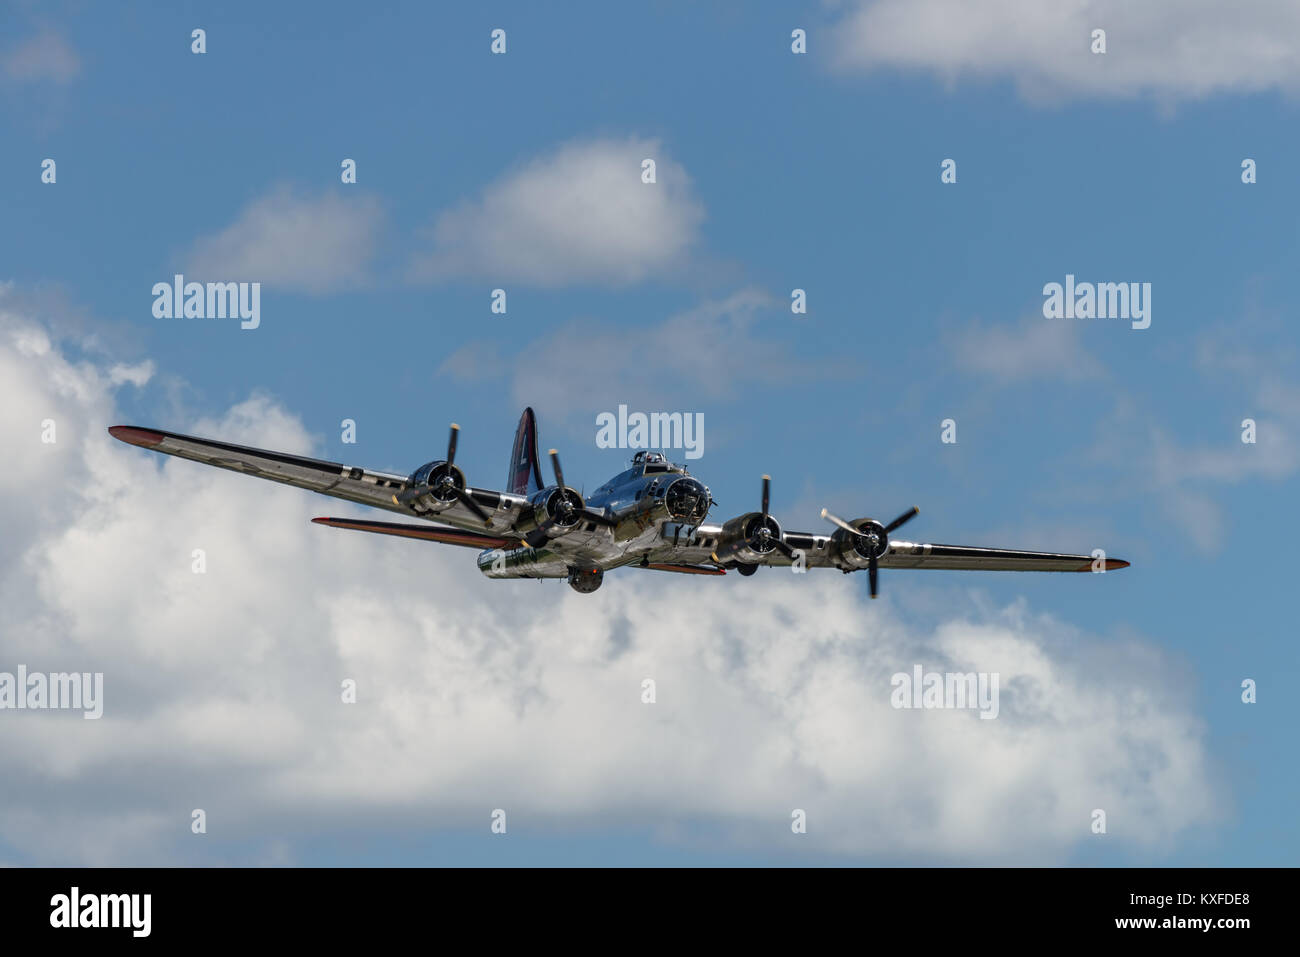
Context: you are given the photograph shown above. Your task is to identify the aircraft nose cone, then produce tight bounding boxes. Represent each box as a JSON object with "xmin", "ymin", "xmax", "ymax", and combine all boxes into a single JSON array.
[{"xmin": 665, "ymin": 477, "xmax": 709, "ymax": 522}]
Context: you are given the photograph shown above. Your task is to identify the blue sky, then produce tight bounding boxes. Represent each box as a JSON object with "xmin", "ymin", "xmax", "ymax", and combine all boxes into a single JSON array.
[{"xmin": 1, "ymin": 1, "xmax": 1297, "ymax": 865}]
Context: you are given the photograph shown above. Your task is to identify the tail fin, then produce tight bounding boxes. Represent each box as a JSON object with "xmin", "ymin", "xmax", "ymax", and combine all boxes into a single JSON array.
[{"xmin": 507, "ymin": 407, "xmax": 544, "ymax": 495}]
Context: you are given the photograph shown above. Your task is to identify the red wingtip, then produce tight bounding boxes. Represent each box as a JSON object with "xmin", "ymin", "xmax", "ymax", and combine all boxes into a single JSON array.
[
  {"xmin": 1074, "ymin": 558, "xmax": 1131, "ymax": 572},
  {"xmin": 108, "ymin": 426, "xmax": 164, "ymax": 448}
]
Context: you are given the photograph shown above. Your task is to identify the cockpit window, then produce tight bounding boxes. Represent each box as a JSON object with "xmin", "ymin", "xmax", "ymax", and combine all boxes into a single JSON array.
[{"xmin": 632, "ymin": 450, "xmax": 679, "ymax": 475}]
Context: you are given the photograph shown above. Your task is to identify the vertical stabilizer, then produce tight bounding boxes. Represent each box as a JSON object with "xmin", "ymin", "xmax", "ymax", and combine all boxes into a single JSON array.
[{"xmin": 507, "ymin": 407, "xmax": 544, "ymax": 495}]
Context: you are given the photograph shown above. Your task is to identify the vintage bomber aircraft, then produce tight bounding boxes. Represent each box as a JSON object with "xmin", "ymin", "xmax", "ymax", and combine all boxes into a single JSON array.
[{"xmin": 109, "ymin": 407, "xmax": 1129, "ymax": 595}]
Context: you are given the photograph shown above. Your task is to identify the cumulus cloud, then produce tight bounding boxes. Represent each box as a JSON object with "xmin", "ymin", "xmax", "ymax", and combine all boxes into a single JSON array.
[
  {"xmin": 831, "ymin": 0, "xmax": 1300, "ymax": 102},
  {"xmin": 0, "ymin": 294, "xmax": 1219, "ymax": 864},
  {"xmin": 2, "ymin": 30, "xmax": 80, "ymax": 86},
  {"xmin": 184, "ymin": 188, "xmax": 384, "ymax": 294},
  {"xmin": 411, "ymin": 136, "xmax": 705, "ymax": 286}
]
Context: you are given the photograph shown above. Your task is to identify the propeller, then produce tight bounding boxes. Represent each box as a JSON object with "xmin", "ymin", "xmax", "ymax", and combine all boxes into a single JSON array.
[
  {"xmin": 444, "ymin": 424, "xmax": 496, "ymax": 525},
  {"xmin": 446, "ymin": 422, "xmax": 459, "ymax": 465},
  {"xmin": 549, "ymin": 448, "xmax": 567, "ymax": 492},
  {"xmin": 820, "ymin": 508, "xmax": 862, "ymax": 538},
  {"xmin": 395, "ymin": 424, "xmax": 494, "ymax": 526},
  {"xmin": 883, "ymin": 506, "xmax": 920, "ymax": 534},
  {"xmin": 755, "ymin": 474, "xmax": 795, "ymax": 559},
  {"xmin": 820, "ymin": 505, "xmax": 918, "ymax": 598},
  {"xmin": 523, "ymin": 449, "xmax": 616, "ymax": 548}
]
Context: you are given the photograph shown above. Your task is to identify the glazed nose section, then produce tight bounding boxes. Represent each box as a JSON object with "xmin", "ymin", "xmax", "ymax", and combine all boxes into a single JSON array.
[{"xmin": 664, "ymin": 477, "xmax": 709, "ymax": 523}]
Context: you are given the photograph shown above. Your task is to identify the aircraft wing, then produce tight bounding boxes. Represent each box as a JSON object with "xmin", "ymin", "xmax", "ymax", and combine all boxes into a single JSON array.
[
  {"xmin": 774, "ymin": 533, "xmax": 1127, "ymax": 572},
  {"xmin": 310, "ymin": 517, "xmax": 516, "ymax": 549},
  {"xmin": 108, "ymin": 425, "xmax": 527, "ymax": 538},
  {"xmin": 644, "ymin": 522, "xmax": 1127, "ymax": 574},
  {"xmin": 874, "ymin": 541, "xmax": 1127, "ymax": 572}
]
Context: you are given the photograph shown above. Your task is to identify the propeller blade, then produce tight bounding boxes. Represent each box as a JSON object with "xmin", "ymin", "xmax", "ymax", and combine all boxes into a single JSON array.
[
  {"xmin": 773, "ymin": 537, "xmax": 796, "ymax": 559},
  {"xmin": 454, "ymin": 487, "xmax": 493, "ymax": 526},
  {"xmin": 869, "ymin": 556, "xmax": 879, "ymax": 598},
  {"xmin": 884, "ymin": 506, "xmax": 919, "ymax": 534},
  {"xmin": 446, "ymin": 423, "xmax": 459, "ymax": 466},
  {"xmin": 549, "ymin": 449, "xmax": 566, "ymax": 490},
  {"xmin": 820, "ymin": 508, "xmax": 862, "ymax": 537},
  {"xmin": 761, "ymin": 474, "xmax": 771, "ymax": 516}
]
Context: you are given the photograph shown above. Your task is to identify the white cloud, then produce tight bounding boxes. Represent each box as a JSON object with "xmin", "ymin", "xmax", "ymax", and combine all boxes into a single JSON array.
[
  {"xmin": 951, "ymin": 315, "xmax": 1103, "ymax": 383},
  {"xmin": 0, "ymin": 296, "xmax": 1219, "ymax": 864},
  {"xmin": 1082, "ymin": 331, "xmax": 1300, "ymax": 552},
  {"xmin": 1151, "ymin": 418, "xmax": 1298, "ymax": 486},
  {"xmin": 1157, "ymin": 487, "xmax": 1224, "ymax": 553},
  {"xmin": 412, "ymin": 136, "xmax": 705, "ymax": 285},
  {"xmin": 184, "ymin": 188, "xmax": 384, "ymax": 294},
  {"xmin": 2, "ymin": 30, "xmax": 80, "ymax": 86},
  {"xmin": 831, "ymin": 0, "xmax": 1300, "ymax": 102},
  {"xmin": 1148, "ymin": 327, "xmax": 1300, "ymax": 488},
  {"xmin": 108, "ymin": 361, "xmax": 155, "ymax": 388},
  {"xmin": 437, "ymin": 288, "xmax": 816, "ymax": 424},
  {"xmin": 1163, "ymin": 328, "xmax": 1300, "ymax": 485}
]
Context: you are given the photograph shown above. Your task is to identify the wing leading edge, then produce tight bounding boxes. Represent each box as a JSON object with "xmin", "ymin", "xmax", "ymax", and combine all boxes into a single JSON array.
[
  {"xmin": 311, "ymin": 517, "xmax": 515, "ymax": 549},
  {"xmin": 109, "ymin": 425, "xmax": 412, "ymax": 513},
  {"xmin": 107, "ymin": 425, "xmax": 523, "ymax": 536}
]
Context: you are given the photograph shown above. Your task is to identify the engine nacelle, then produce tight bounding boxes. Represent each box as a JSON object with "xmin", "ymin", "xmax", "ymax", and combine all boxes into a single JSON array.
[
  {"xmin": 828, "ymin": 518, "xmax": 889, "ymax": 571},
  {"xmin": 714, "ymin": 511, "xmax": 784, "ymax": 565},
  {"xmin": 525, "ymin": 485, "xmax": 587, "ymax": 537},
  {"xmin": 404, "ymin": 459, "xmax": 467, "ymax": 510}
]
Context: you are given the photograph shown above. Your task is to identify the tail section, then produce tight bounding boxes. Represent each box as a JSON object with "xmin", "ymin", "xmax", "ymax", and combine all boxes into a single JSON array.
[{"xmin": 507, "ymin": 407, "xmax": 544, "ymax": 495}]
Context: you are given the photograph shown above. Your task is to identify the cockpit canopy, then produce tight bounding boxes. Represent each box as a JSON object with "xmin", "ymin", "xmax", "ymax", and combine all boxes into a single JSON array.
[{"xmin": 631, "ymin": 450, "xmax": 682, "ymax": 475}]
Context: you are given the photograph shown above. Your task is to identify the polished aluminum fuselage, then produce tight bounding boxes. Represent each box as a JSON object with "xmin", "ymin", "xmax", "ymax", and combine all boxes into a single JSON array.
[{"xmin": 475, "ymin": 458, "xmax": 723, "ymax": 579}]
